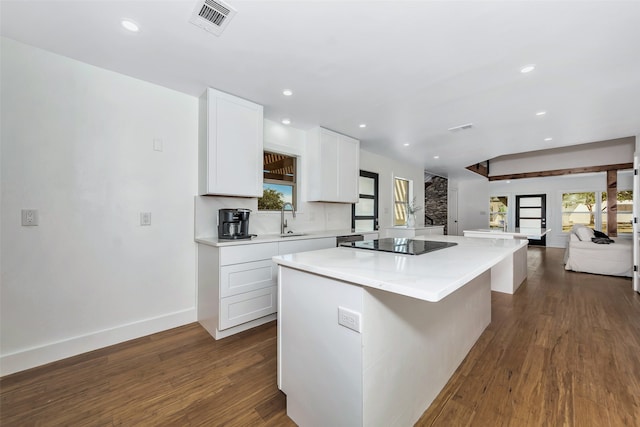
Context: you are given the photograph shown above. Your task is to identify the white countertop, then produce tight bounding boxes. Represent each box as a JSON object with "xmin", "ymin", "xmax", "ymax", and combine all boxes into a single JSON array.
[
  {"xmin": 272, "ymin": 235, "xmax": 528, "ymax": 302},
  {"xmin": 196, "ymin": 229, "xmax": 374, "ymax": 247},
  {"xmin": 382, "ymin": 225, "xmax": 444, "ymax": 230}
]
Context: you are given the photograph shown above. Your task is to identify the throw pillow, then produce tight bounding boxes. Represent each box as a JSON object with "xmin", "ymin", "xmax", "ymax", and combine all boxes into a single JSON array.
[
  {"xmin": 593, "ymin": 230, "xmax": 609, "ymax": 239},
  {"xmin": 575, "ymin": 226, "xmax": 595, "ymax": 241}
]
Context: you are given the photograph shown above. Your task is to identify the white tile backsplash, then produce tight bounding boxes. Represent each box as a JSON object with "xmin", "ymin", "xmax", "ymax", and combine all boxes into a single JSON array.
[{"xmin": 194, "ymin": 196, "xmax": 351, "ymax": 238}]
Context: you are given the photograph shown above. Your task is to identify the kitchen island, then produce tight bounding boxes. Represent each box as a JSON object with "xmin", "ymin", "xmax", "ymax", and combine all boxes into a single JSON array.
[{"xmin": 274, "ymin": 235, "xmax": 528, "ymax": 427}]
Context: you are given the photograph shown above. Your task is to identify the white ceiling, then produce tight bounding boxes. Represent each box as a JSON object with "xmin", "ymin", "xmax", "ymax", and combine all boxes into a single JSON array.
[{"xmin": 2, "ymin": 0, "xmax": 639, "ymax": 178}]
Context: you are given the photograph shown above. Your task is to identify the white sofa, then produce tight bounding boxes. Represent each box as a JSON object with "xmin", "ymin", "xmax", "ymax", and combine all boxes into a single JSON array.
[{"xmin": 564, "ymin": 225, "xmax": 633, "ymax": 277}]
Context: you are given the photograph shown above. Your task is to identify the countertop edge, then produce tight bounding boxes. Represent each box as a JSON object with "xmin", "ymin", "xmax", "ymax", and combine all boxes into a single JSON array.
[{"xmin": 196, "ymin": 229, "xmax": 378, "ymax": 247}]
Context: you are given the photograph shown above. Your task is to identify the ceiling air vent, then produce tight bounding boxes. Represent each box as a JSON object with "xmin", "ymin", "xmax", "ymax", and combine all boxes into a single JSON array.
[
  {"xmin": 190, "ymin": 0, "xmax": 237, "ymax": 36},
  {"xmin": 448, "ymin": 123, "xmax": 474, "ymax": 132}
]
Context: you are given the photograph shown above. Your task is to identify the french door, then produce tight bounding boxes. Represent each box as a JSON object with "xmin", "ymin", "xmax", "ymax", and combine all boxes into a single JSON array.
[
  {"xmin": 516, "ymin": 194, "xmax": 547, "ymax": 246},
  {"xmin": 352, "ymin": 171, "xmax": 379, "ymax": 232}
]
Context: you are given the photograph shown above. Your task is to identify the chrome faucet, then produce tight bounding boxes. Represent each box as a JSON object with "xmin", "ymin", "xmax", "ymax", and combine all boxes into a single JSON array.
[{"xmin": 281, "ymin": 202, "xmax": 296, "ymax": 234}]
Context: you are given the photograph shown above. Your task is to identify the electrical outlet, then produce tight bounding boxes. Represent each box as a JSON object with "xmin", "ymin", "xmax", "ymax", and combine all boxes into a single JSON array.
[
  {"xmin": 140, "ymin": 212, "xmax": 152, "ymax": 226},
  {"xmin": 21, "ymin": 209, "xmax": 39, "ymax": 226},
  {"xmin": 338, "ymin": 306, "xmax": 361, "ymax": 333},
  {"xmin": 153, "ymin": 138, "xmax": 163, "ymax": 152}
]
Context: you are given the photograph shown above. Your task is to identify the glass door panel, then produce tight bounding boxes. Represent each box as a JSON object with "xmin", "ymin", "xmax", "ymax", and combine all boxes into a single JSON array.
[
  {"xmin": 352, "ymin": 171, "xmax": 379, "ymax": 232},
  {"xmin": 516, "ymin": 194, "xmax": 547, "ymax": 246}
]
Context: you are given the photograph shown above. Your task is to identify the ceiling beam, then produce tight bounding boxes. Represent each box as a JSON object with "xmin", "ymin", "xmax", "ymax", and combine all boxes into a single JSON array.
[
  {"xmin": 488, "ymin": 163, "xmax": 633, "ymax": 181},
  {"xmin": 264, "ymin": 157, "xmax": 294, "ymax": 171},
  {"xmin": 466, "ymin": 162, "xmax": 489, "ymax": 178}
]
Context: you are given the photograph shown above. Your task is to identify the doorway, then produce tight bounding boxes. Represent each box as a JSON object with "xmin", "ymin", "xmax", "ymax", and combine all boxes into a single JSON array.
[
  {"xmin": 516, "ymin": 194, "xmax": 547, "ymax": 246},
  {"xmin": 448, "ymin": 188, "xmax": 458, "ymax": 235},
  {"xmin": 352, "ymin": 170, "xmax": 379, "ymax": 232}
]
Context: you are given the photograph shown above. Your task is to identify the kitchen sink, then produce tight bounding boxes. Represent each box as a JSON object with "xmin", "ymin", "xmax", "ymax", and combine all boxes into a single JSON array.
[{"xmin": 280, "ymin": 232, "xmax": 306, "ymax": 237}]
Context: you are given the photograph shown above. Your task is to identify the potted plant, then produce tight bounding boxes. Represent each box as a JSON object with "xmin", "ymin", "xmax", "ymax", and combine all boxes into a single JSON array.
[{"xmin": 407, "ymin": 198, "xmax": 422, "ymax": 227}]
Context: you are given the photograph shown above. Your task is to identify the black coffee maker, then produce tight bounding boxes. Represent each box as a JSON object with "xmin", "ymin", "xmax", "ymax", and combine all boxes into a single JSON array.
[{"xmin": 218, "ymin": 208, "xmax": 252, "ymax": 240}]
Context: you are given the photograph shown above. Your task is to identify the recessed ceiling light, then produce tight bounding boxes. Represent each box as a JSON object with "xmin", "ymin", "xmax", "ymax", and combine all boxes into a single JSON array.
[
  {"xmin": 544, "ymin": 137, "xmax": 553, "ymax": 141},
  {"xmin": 282, "ymin": 89, "xmax": 293, "ymax": 96},
  {"xmin": 520, "ymin": 64, "xmax": 536, "ymax": 74},
  {"xmin": 433, "ymin": 155, "xmax": 440, "ymax": 159},
  {"xmin": 359, "ymin": 124, "xmax": 367, "ymax": 128},
  {"xmin": 403, "ymin": 143, "xmax": 410, "ymax": 147},
  {"xmin": 536, "ymin": 111, "xmax": 546, "ymax": 116},
  {"xmin": 506, "ymin": 180, "xmax": 511, "ymax": 184},
  {"xmin": 121, "ymin": 19, "xmax": 139, "ymax": 32},
  {"xmin": 281, "ymin": 118, "xmax": 291, "ymax": 125}
]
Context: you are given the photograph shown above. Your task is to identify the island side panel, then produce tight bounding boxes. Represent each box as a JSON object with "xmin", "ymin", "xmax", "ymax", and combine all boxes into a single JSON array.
[
  {"xmin": 491, "ymin": 244, "xmax": 528, "ymax": 294},
  {"xmin": 362, "ymin": 270, "xmax": 492, "ymax": 426},
  {"xmin": 278, "ymin": 266, "xmax": 364, "ymax": 427}
]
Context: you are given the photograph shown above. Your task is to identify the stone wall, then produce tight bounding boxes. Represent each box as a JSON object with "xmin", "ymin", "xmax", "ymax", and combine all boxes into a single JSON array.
[{"xmin": 425, "ymin": 176, "xmax": 448, "ymax": 234}]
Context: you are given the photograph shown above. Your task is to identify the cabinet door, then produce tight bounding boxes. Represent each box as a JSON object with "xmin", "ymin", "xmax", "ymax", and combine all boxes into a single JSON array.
[
  {"xmin": 320, "ymin": 129, "xmax": 340, "ymax": 201},
  {"xmin": 200, "ymin": 88, "xmax": 263, "ymax": 197},
  {"xmin": 337, "ymin": 135, "xmax": 359, "ymax": 202},
  {"xmin": 307, "ymin": 127, "xmax": 359, "ymax": 203}
]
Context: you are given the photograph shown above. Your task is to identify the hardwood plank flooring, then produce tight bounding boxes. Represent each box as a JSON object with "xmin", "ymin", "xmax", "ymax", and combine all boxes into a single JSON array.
[{"xmin": 2, "ymin": 247, "xmax": 639, "ymax": 426}]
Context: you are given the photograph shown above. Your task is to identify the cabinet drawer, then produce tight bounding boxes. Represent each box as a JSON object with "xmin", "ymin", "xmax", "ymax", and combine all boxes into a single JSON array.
[
  {"xmin": 220, "ymin": 242, "xmax": 278, "ymax": 265},
  {"xmin": 219, "ymin": 286, "xmax": 277, "ymax": 330},
  {"xmin": 220, "ymin": 260, "xmax": 277, "ymax": 297}
]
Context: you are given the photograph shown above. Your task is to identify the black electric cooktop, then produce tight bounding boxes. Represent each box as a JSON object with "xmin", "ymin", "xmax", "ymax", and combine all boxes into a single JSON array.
[{"xmin": 341, "ymin": 238, "xmax": 457, "ymax": 255}]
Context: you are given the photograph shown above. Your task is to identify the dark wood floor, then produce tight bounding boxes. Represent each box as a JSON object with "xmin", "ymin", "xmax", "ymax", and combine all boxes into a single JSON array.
[{"xmin": 2, "ymin": 248, "xmax": 639, "ymax": 426}]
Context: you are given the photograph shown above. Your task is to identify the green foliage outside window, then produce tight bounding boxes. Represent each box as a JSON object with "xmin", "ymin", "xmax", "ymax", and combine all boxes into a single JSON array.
[{"xmin": 258, "ymin": 188, "xmax": 285, "ymax": 210}]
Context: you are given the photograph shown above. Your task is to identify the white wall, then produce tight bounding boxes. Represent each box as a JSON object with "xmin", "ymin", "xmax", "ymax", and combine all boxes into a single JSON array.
[
  {"xmin": 489, "ymin": 171, "xmax": 633, "ymax": 248},
  {"xmin": 449, "ymin": 176, "xmax": 489, "ymax": 235},
  {"xmin": 0, "ymin": 38, "xmax": 198, "ymax": 375},
  {"xmin": 359, "ymin": 149, "xmax": 426, "ymax": 230}
]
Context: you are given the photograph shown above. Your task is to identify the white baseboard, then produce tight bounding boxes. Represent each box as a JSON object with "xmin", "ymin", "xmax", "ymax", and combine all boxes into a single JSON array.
[{"xmin": 0, "ymin": 308, "xmax": 196, "ymax": 376}]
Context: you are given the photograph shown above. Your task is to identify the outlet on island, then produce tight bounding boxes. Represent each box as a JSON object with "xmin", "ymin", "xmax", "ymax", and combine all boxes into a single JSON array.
[{"xmin": 338, "ymin": 306, "xmax": 361, "ymax": 333}]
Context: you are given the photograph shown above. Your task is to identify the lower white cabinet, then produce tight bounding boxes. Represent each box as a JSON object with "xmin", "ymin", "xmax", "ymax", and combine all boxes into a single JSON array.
[
  {"xmin": 198, "ymin": 237, "xmax": 336, "ymax": 339},
  {"xmin": 219, "ymin": 286, "xmax": 278, "ymax": 330}
]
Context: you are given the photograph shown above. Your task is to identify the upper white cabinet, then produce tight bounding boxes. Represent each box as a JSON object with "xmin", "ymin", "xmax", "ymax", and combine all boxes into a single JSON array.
[
  {"xmin": 306, "ymin": 127, "xmax": 360, "ymax": 203},
  {"xmin": 199, "ymin": 88, "xmax": 263, "ymax": 197}
]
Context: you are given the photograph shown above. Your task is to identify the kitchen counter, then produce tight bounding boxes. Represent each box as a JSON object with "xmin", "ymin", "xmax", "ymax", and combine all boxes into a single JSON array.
[
  {"xmin": 273, "ymin": 235, "xmax": 527, "ymax": 302},
  {"xmin": 275, "ymin": 235, "xmax": 528, "ymax": 426},
  {"xmin": 195, "ymin": 229, "xmax": 373, "ymax": 247}
]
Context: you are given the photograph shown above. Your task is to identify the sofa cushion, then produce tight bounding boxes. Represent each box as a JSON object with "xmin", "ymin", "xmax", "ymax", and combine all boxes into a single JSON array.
[{"xmin": 573, "ymin": 225, "xmax": 595, "ymax": 241}]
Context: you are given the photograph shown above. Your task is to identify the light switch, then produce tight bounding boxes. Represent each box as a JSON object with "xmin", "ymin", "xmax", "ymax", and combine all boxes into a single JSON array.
[
  {"xmin": 140, "ymin": 212, "xmax": 152, "ymax": 226},
  {"xmin": 153, "ymin": 138, "xmax": 163, "ymax": 152}
]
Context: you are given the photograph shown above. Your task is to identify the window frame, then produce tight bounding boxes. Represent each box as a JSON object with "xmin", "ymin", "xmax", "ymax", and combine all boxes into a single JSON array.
[
  {"xmin": 258, "ymin": 151, "xmax": 297, "ymax": 211},
  {"xmin": 393, "ymin": 176, "xmax": 413, "ymax": 227}
]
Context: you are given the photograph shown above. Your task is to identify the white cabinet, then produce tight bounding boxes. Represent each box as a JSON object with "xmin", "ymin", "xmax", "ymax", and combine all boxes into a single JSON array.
[
  {"xmin": 198, "ymin": 88, "xmax": 263, "ymax": 197},
  {"xmin": 198, "ymin": 237, "xmax": 336, "ymax": 340},
  {"xmin": 307, "ymin": 127, "xmax": 359, "ymax": 203}
]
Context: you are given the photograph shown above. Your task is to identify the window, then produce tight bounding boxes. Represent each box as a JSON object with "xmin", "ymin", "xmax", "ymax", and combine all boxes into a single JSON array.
[
  {"xmin": 393, "ymin": 177, "xmax": 411, "ymax": 226},
  {"xmin": 602, "ymin": 190, "xmax": 633, "ymax": 234},
  {"xmin": 489, "ymin": 196, "xmax": 508, "ymax": 230},
  {"xmin": 258, "ymin": 151, "xmax": 297, "ymax": 210},
  {"xmin": 562, "ymin": 192, "xmax": 602, "ymax": 232}
]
